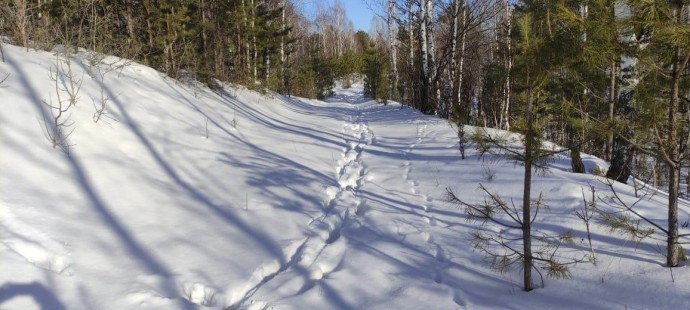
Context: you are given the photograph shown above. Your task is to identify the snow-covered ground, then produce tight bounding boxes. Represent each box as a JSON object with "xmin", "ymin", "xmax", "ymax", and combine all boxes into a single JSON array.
[{"xmin": 1, "ymin": 43, "xmax": 689, "ymax": 309}]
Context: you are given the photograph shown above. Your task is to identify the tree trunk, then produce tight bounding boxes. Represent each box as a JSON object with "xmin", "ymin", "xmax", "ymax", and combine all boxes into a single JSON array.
[
  {"xmin": 570, "ymin": 147, "xmax": 585, "ymax": 174},
  {"xmin": 450, "ymin": 0, "xmax": 463, "ymax": 119},
  {"xmin": 281, "ymin": 0, "xmax": 287, "ymax": 92},
  {"xmin": 126, "ymin": 0, "xmax": 136, "ymax": 51},
  {"xmin": 251, "ymin": 0, "xmax": 258, "ymax": 84},
  {"xmin": 568, "ymin": 122, "xmax": 585, "ymax": 173},
  {"xmin": 142, "ymin": 0, "xmax": 154, "ymax": 50},
  {"xmin": 200, "ymin": 0, "xmax": 208, "ymax": 53},
  {"xmin": 388, "ymin": 0, "xmax": 398, "ymax": 100},
  {"xmin": 522, "ymin": 82, "xmax": 535, "ymax": 291},
  {"xmin": 420, "ymin": 0, "xmax": 430, "ymax": 113},
  {"xmin": 242, "ymin": 0, "xmax": 251, "ymax": 78},
  {"xmin": 407, "ymin": 0, "xmax": 415, "ymax": 107},
  {"xmin": 12, "ymin": 0, "xmax": 29, "ymax": 51},
  {"xmin": 606, "ymin": 136, "xmax": 632, "ymax": 183},
  {"xmin": 425, "ymin": 0, "xmax": 439, "ymax": 112},
  {"xmin": 668, "ymin": 158, "xmax": 680, "ymax": 267},
  {"xmin": 606, "ymin": 61, "xmax": 618, "ymax": 160},
  {"xmin": 665, "ymin": 45, "xmax": 689, "ymax": 267},
  {"xmin": 606, "ymin": 90, "xmax": 634, "ymax": 183},
  {"xmin": 502, "ymin": 1, "xmax": 512, "ymax": 131}
]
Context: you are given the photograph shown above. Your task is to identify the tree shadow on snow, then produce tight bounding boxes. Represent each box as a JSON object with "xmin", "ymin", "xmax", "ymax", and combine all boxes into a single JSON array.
[
  {"xmin": 0, "ymin": 282, "xmax": 66, "ymax": 310},
  {"xmin": 8, "ymin": 51, "xmax": 197, "ymax": 310}
]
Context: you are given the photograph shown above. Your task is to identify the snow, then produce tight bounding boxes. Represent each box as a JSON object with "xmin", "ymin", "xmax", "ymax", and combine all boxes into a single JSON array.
[{"xmin": 1, "ymin": 43, "xmax": 689, "ymax": 309}]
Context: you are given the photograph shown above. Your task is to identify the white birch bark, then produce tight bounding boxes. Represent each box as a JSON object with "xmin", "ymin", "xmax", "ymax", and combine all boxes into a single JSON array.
[
  {"xmin": 501, "ymin": 0, "xmax": 512, "ymax": 131},
  {"xmin": 388, "ymin": 0, "xmax": 399, "ymax": 99}
]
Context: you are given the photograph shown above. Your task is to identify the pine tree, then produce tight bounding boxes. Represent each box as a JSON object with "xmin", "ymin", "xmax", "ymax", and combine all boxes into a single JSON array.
[
  {"xmin": 455, "ymin": 1, "xmax": 580, "ymax": 291},
  {"xmin": 626, "ymin": 0, "xmax": 690, "ymax": 267}
]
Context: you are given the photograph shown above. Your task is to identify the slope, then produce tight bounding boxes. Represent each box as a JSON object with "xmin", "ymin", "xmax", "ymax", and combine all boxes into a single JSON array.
[{"xmin": 1, "ymin": 43, "xmax": 689, "ymax": 309}]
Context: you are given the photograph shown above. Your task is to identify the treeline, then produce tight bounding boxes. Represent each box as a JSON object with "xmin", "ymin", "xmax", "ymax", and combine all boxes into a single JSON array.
[
  {"xmin": 0, "ymin": 0, "xmax": 388, "ymax": 99},
  {"xmin": 4, "ymin": 1, "xmax": 687, "ymax": 187},
  {"xmin": 380, "ymin": 0, "xmax": 689, "ymax": 289},
  {"xmin": 379, "ymin": 0, "xmax": 689, "ymax": 185},
  {"xmin": 3, "ymin": 0, "xmax": 690, "ymax": 289},
  {"xmin": 380, "ymin": 0, "xmax": 689, "ymax": 274},
  {"xmin": 3, "ymin": 0, "xmax": 688, "ymax": 199}
]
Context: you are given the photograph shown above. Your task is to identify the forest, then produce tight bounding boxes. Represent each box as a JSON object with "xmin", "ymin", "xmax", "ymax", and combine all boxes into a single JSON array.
[
  {"xmin": 4, "ymin": 0, "xmax": 688, "ymax": 185},
  {"xmin": 1, "ymin": 0, "xmax": 690, "ymax": 296}
]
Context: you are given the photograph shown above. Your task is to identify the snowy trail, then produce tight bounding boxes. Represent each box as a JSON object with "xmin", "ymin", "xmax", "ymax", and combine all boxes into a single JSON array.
[
  {"xmin": 226, "ymin": 92, "xmax": 377, "ymax": 309},
  {"xmin": 227, "ymin": 92, "xmax": 471, "ymax": 309},
  {"xmin": 3, "ymin": 43, "xmax": 690, "ymax": 310}
]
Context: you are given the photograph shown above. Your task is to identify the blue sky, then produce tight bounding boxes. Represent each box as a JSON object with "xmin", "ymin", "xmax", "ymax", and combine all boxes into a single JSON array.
[{"xmin": 301, "ymin": 0, "xmax": 377, "ymax": 32}]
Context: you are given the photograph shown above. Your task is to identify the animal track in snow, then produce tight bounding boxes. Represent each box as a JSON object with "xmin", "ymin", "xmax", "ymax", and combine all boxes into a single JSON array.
[
  {"xmin": 0, "ymin": 203, "xmax": 73, "ymax": 276},
  {"xmin": 127, "ymin": 274, "xmax": 218, "ymax": 307},
  {"xmin": 423, "ymin": 215, "xmax": 436, "ymax": 227},
  {"xmin": 182, "ymin": 282, "xmax": 217, "ymax": 307},
  {"xmin": 225, "ymin": 238, "xmax": 309, "ymax": 308},
  {"xmin": 453, "ymin": 290, "xmax": 467, "ymax": 306},
  {"xmin": 433, "ymin": 270, "xmax": 444, "ymax": 284},
  {"xmin": 227, "ymin": 110, "xmax": 374, "ymax": 308}
]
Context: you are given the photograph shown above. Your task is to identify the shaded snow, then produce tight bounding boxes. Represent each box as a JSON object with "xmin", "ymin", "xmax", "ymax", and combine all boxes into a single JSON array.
[{"xmin": 1, "ymin": 43, "xmax": 689, "ymax": 309}]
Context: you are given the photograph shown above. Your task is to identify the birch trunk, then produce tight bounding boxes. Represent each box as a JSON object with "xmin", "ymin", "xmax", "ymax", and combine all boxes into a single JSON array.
[
  {"xmin": 407, "ymin": 0, "xmax": 415, "ymax": 106},
  {"xmin": 450, "ymin": 0, "xmax": 460, "ymax": 116},
  {"xmin": 501, "ymin": 1, "xmax": 512, "ymax": 131},
  {"xmin": 388, "ymin": 0, "xmax": 399, "ymax": 100},
  {"xmin": 280, "ymin": 0, "xmax": 286, "ymax": 65},
  {"xmin": 425, "ymin": 0, "xmax": 439, "ymax": 111},
  {"xmin": 251, "ymin": 0, "xmax": 258, "ymax": 84},
  {"xmin": 420, "ymin": 0, "xmax": 430, "ymax": 112}
]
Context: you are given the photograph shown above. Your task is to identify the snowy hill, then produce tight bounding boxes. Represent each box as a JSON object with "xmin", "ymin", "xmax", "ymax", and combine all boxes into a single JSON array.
[{"xmin": 1, "ymin": 43, "xmax": 689, "ymax": 309}]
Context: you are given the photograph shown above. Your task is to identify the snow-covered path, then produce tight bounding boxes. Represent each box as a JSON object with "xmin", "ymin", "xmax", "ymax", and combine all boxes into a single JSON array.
[
  {"xmin": 225, "ymin": 88, "xmax": 467, "ymax": 309},
  {"xmin": 2, "ymin": 44, "xmax": 690, "ymax": 309}
]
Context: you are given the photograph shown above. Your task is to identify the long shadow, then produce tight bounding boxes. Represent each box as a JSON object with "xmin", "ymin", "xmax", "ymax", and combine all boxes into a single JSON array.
[
  {"xmin": 346, "ymin": 225, "xmax": 521, "ymax": 308},
  {"xmin": 219, "ymin": 152, "xmax": 329, "ymax": 212},
  {"xmin": 96, "ymin": 64, "xmax": 355, "ymax": 308},
  {"xmin": 365, "ymin": 147, "xmax": 460, "ymax": 163},
  {"xmin": 323, "ymin": 89, "xmax": 372, "ymax": 105},
  {"xmin": 535, "ymin": 221, "xmax": 662, "ymax": 265},
  {"xmin": 0, "ymin": 282, "xmax": 66, "ymax": 310},
  {"xmin": 7, "ymin": 52, "xmax": 189, "ymax": 307},
  {"xmin": 213, "ymin": 90, "xmax": 345, "ymax": 149},
  {"xmin": 218, "ymin": 140, "xmax": 333, "ymax": 186},
  {"xmin": 158, "ymin": 80, "xmax": 347, "ymax": 153},
  {"xmin": 277, "ymin": 95, "xmax": 360, "ymax": 122},
  {"xmin": 360, "ymin": 188, "xmax": 464, "ymax": 219},
  {"xmin": 78, "ymin": 61, "xmax": 291, "ymax": 269}
]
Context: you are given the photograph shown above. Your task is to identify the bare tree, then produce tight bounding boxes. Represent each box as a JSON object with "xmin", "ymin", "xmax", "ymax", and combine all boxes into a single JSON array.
[
  {"xmin": 333, "ymin": 0, "xmax": 347, "ymax": 56},
  {"xmin": 499, "ymin": 0, "xmax": 511, "ymax": 131},
  {"xmin": 42, "ymin": 53, "xmax": 81, "ymax": 154},
  {"xmin": 577, "ymin": 185, "xmax": 597, "ymax": 263},
  {"xmin": 3, "ymin": 0, "xmax": 30, "ymax": 50},
  {"xmin": 388, "ymin": 0, "xmax": 399, "ymax": 99}
]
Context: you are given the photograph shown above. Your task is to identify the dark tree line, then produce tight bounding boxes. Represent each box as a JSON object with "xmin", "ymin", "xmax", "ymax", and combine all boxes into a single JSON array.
[{"xmin": 1, "ymin": 0, "xmax": 386, "ymax": 99}]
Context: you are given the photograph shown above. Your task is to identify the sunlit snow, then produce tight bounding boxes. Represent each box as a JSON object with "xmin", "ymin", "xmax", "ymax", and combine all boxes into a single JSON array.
[{"xmin": 1, "ymin": 43, "xmax": 689, "ymax": 309}]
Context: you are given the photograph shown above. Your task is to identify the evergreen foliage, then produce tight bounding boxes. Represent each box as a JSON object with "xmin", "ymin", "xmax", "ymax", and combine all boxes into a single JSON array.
[{"xmin": 4, "ymin": 0, "xmax": 690, "ymax": 289}]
